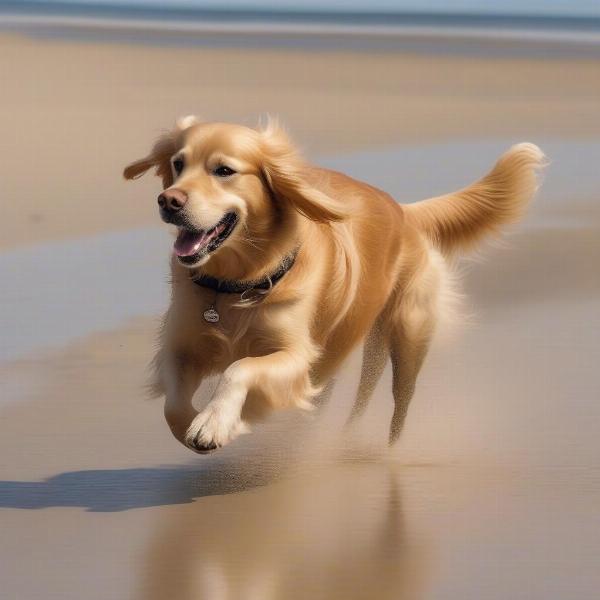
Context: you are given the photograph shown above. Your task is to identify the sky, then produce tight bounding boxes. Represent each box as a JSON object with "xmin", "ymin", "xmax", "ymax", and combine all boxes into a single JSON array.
[{"xmin": 27, "ymin": 1, "xmax": 600, "ymax": 19}]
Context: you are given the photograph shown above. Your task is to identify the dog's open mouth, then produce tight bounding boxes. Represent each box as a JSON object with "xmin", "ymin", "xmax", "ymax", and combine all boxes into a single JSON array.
[{"xmin": 174, "ymin": 212, "xmax": 238, "ymax": 264}]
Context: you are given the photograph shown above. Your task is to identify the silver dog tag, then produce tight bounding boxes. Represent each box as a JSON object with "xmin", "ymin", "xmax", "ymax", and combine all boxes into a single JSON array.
[{"xmin": 203, "ymin": 306, "xmax": 220, "ymax": 323}]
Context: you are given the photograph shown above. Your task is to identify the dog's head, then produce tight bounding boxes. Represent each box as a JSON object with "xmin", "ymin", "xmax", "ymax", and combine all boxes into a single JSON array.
[{"xmin": 124, "ymin": 117, "xmax": 347, "ymax": 268}]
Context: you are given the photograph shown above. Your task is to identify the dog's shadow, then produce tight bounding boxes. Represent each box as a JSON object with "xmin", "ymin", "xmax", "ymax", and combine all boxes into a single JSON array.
[
  {"xmin": 0, "ymin": 410, "xmax": 340, "ymax": 513},
  {"xmin": 0, "ymin": 452, "xmax": 283, "ymax": 512}
]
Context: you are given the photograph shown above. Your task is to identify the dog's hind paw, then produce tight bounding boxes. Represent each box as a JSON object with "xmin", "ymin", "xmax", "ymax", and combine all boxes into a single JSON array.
[{"xmin": 184, "ymin": 404, "xmax": 249, "ymax": 454}]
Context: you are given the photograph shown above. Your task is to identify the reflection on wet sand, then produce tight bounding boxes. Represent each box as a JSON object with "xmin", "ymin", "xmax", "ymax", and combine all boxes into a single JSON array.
[{"xmin": 140, "ymin": 459, "xmax": 427, "ymax": 600}]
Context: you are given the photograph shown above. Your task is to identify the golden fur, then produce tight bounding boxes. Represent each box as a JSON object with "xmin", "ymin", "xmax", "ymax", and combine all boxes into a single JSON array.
[{"xmin": 124, "ymin": 118, "xmax": 544, "ymax": 453}]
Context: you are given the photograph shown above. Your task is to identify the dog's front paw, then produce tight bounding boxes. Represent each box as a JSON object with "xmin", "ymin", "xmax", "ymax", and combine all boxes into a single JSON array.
[{"xmin": 184, "ymin": 404, "xmax": 249, "ymax": 454}]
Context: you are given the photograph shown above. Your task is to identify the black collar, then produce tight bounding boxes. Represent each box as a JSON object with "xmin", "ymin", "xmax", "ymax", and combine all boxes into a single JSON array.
[{"xmin": 191, "ymin": 248, "xmax": 299, "ymax": 295}]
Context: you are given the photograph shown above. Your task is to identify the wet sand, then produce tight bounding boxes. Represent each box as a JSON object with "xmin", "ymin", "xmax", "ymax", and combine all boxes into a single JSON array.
[{"xmin": 1, "ymin": 31, "xmax": 600, "ymax": 600}]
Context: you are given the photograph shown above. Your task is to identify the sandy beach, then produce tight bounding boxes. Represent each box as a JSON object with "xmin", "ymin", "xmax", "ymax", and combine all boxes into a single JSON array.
[{"xmin": 1, "ymin": 24, "xmax": 600, "ymax": 600}]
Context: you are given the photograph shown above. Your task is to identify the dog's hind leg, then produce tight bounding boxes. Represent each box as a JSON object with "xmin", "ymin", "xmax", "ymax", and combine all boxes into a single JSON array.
[
  {"xmin": 388, "ymin": 301, "xmax": 435, "ymax": 446},
  {"xmin": 346, "ymin": 318, "xmax": 389, "ymax": 425},
  {"xmin": 388, "ymin": 329, "xmax": 431, "ymax": 445}
]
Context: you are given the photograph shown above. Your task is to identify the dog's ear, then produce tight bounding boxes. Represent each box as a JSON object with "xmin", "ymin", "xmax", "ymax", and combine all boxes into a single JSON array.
[
  {"xmin": 123, "ymin": 115, "xmax": 200, "ymax": 187},
  {"xmin": 259, "ymin": 120, "xmax": 349, "ymax": 223},
  {"xmin": 123, "ymin": 133, "xmax": 177, "ymax": 187}
]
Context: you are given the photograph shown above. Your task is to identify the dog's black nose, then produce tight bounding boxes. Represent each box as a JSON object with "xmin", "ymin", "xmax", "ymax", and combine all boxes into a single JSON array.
[{"xmin": 157, "ymin": 188, "xmax": 188, "ymax": 213}]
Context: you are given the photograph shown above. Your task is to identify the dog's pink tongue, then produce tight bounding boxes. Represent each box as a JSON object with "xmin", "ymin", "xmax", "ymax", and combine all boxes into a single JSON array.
[
  {"xmin": 174, "ymin": 230, "xmax": 209, "ymax": 257},
  {"xmin": 173, "ymin": 226, "xmax": 224, "ymax": 257}
]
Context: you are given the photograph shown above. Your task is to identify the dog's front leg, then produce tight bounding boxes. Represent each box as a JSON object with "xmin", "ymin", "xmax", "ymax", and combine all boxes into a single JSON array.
[
  {"xmin": 160, "ymin": 351, "xmax": 203, "ymax": 445},
  {"xmin": 185, "ymin": 351, "xmax": 312, "ymax": 453}
]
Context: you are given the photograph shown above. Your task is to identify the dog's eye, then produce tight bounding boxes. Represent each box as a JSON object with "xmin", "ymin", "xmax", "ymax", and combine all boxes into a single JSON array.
[
  {"xmin": 172, "ymin": 158, "xmax": 184, "ymax": 176},
  {"xmin": 213, "ymin": 165, "xmax": 236, "ymax": 178}
]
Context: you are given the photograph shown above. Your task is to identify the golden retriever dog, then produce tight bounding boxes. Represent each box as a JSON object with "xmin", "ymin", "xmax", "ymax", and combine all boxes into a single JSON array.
[{"xmin": 124, "ymin": 116, "xmax": 544, "ymax": 453}]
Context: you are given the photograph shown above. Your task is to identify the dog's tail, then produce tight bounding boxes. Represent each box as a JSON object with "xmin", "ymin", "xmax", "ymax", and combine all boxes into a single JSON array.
[{"xmin": 403, "ymin": 143, "xmax": 546, "ymax": 255}]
